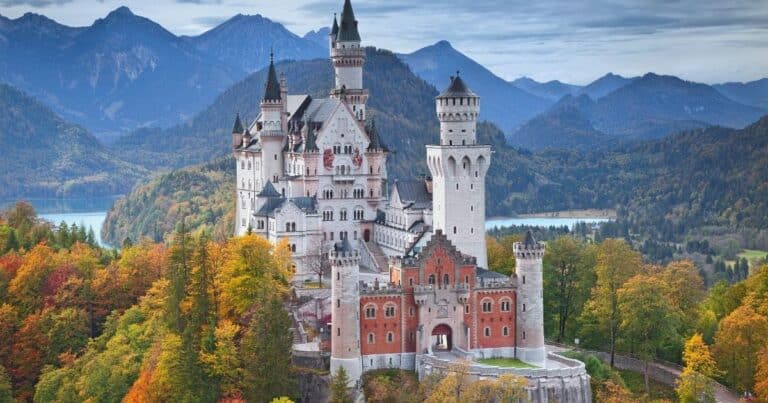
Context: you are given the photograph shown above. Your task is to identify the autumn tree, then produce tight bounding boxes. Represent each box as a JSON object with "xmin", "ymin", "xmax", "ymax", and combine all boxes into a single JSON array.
[
  {"xmin": 618, "ymin": 274, "xmax": 680, "ymax": 393},
  {"xmin": 487, "ymin": 235, "xmax": 519, "ymax": 276},
  {"xmin": 331, "ymin": 366, "xmax": 352, "ymax": 403},
  {"xmin": 677, "ymin": 333, "xmax": 718, "ymax": 403},
  {"xmin": 0, "ymin": 365, "xmax": 11, "ymax": 403},
  {"xmin": 200, "ymin": 320, "xmax": 242, "ymax": 399},
  {"xmin": 543, "ymin": 236, "xmax": 595, "ymax": 342},
  {"xmin": 8, "ymin": 243, "xmax": 57, "ymax": 315},
  {"xmin": 712, "ymin": 304, "xmax": 768, "ymax": 392},
  {"xmin": 579, "ymin": 238, "xmax": 642, "ymax": 366},
  {"xmin": 755, "ymin": 347, "xmax": 768, "ymax": 403}
]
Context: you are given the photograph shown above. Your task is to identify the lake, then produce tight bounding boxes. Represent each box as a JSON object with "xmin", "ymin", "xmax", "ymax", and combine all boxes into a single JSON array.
[
  {"xmin": 486, "ymin": 216, "xmax": 611, "ymax": 229},
  {"xmin": 0, "ymin": 196, "xmax": 120, "ymax": 247}
]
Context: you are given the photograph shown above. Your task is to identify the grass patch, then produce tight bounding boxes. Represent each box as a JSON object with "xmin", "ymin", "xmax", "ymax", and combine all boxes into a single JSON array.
[
  {"xmin": 739, "ymin": 249, "xmax": 768, "ymax": 263},
  {"xmin": 617, "ymin": 368, "xmax": 677, "ymax": 401},
  {"xmin": 476, "ymin": 357, "xmax": 537, "ymax": 368}
]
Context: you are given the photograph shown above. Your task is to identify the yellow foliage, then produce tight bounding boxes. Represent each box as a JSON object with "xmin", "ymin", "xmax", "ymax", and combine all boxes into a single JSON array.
[
  {"xmin": 755, "ymin": 347, "xmax": 768, "ymax": 403},
  {"xmin": 713, "ymin": 304, "xmax": 768, "ymax": 392}
]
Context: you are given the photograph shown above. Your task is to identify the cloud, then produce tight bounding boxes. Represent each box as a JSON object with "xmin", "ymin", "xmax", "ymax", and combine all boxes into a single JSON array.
[
  {"xmin": 0, "ymin": 0, "xmax": 71, "ymax": 7},
  {"xmin": 176, "ymin": 0, "xmax": 222, "ymax": 4},
  {"xmin": 192, "ymin": 15, "xmax": 228, "ymax": 27}
]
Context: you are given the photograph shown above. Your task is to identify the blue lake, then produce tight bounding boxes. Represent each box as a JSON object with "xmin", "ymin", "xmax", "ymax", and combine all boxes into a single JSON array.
[
  {"xmin": 486, "ymin": 216, "xmax": 611, "ymax": 229},
  {"xmin": 1, "ymin": 196, "xmax": 120, "ymax": 247}
]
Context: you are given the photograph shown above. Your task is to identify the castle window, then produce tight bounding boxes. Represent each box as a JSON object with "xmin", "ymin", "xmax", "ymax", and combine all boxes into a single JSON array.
[
  {"xmin": 523, "ymin": 303, "xmax": 526, "ymax": 312},
  {"xmin": 453, "ymin": 226, "xmax": 457, "ymax": 234},
  {"xmin": 503, "ymin": 326, "xmax": 509, "ymax": 336},
  {"xmin": 443, "ymin": 274, "xmax": 450, "ymax": 286},
  {"xmin": 470, "ymin": 205, "xmax": 474, "ymax": 212},
  {"xmin": 456, "ymin": 184, "xmax": 459, "ymax": 190},
  {"xmin": 368, "ymin": 333, "xmax": 374, "ymax": 344},
  {"xmin": 337, "ymin": 299, "xmax": 340, "ymax": 308},
  {"xmin": 428, "ymin": 275, "xmax": 436, "ymax": 285},
  {"xmin": 365, "ymin": 305, "xmax": 376, "ymax": 319},
  {"xmin": 274, "ymin": 154, "xmax": 277, "ymax": 160},
  {"xmin": 386, "ymin": 332, "xmax": 394, "ymax": 343},
  {"xmin": 484, "ymin": 327, "xmax": 490, "ymax": 337},
  {"xmin": 290, "ymin": 244, "xmax": 296, "ymax": 253},
  {"xmin": 340, "ymin": 209, "xmax": 348, "ymax": 221},
  {"xmin": 465, "ymin": 305, "xmax": 470, "ymax": 314},
  {"xmin": 465, "ymin": 275, "xmax": 469, "ymax": 284},
  {"xmin": 523, "ymin": 331, "xmax": 526, "ymax": 340},
  {"xmin": 354, "ymin": 208, "xmax": 364, "ymax": 220},
  {"xmin": 258, "ymin": 220, "xmax": 265, "ymax": 229},
  {"xmin": 482, "ymin": 299, "xmax": 492, "ymax": 313},
  {"xmin": 501, "ymin": 299, "xmax": 511, "ymax": 312},
  {"xmin": 409, "ymin": 278, "xmax": 413, "ymax": 287},
  {"xmin": 409, "ymin": 307, "xmax": 414, "ymax": 316},
  {"xmin": 410, "ymin": 332, "xmax": 415, "ymax": 341},
  {"xmin": 385, "ymin": 305, "xmax": 396, "ymax": 317},
  {"xmin": 337, "ymin": 272, "xmax": 340, "ymax": 281},
  {"xmin": 338, "ymin": 328, "xmax": 341, "ymax": 336}
]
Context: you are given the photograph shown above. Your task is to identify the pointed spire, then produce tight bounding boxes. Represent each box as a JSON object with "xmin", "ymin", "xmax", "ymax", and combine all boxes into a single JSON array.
[
  {"xmin": 331, "ymin": 13, "xmax": 339, "ymax": 36},
  {"xmin": 232, "ymin": 113, "xmax": 244, "ymax": 134},
  {"xmin": 366, "ymin": 117, "xmax": 387, "ymax": 151},
  {"xmin": 523, "ymin": 230, "xmax": 537, "ymax": 247},
  {"xmin": 257, "ymin": 181, "xmax": 282, "ymax": 198},
  {"xmin": 262, "ymin": 52, "xmax": 281, "ymax": 101},
  {"xmin": 337, "ymin": 0, "xmax": 361, "ymax": 42}
]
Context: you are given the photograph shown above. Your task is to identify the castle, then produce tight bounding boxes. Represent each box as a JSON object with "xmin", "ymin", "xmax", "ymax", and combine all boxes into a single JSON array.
[{"xmin": 232, "ymin": 2, "xmax": 590, "ymax": 399}]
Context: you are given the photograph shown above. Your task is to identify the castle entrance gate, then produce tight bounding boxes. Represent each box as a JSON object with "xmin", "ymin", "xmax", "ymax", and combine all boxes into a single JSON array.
[{"xmin": 431, "ymin": 324, "xmax": 452, "ymax": 351}]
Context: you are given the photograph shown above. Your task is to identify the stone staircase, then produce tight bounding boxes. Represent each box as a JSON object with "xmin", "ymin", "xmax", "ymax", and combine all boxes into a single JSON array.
[{"xmin": 365, "ymin": 240, "xmax": 389, "ymax": 273}]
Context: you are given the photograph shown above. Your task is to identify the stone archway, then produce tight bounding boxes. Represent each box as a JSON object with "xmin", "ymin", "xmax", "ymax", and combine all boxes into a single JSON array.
[{"xmin": 431, "ymin": 324, "xmax": 453, "ymax": 351}]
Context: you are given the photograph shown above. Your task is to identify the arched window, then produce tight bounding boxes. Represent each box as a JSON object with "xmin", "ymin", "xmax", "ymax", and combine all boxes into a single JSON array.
[
  {"xmin": 482, "ymin": 298, "xmax": 493, "ymax": 313},
  {"xmin": 368, "ymin": 333, "xmax": 375, "ymax": 344},
  {"xmin": 484, "ymin": 327, "xmax": 490, "ymax": 337},
  {"xmin": 384, "ymin": 304, "xmax": 396, "ymax": 317},
  {"xmin": 365, "ymin": 304, "xmax": 377, "ymax": 319},
  {"xmin": 386, "ymin": 332, "xmax": 394, "ymax": 343},
  {"xmin": 503, "ymin": 326, "xmax": 509, "ymax": 336},
  {"xmin": 428, "ymin": 275, "xmax": 436, "ymax": 285},
  {"xmin": 500, "ymin": 299, "xmax": 511, "ymax": 312},
  {"xmin": 443, "ymin": 274, "xmax": 450, "ymax": 286}
]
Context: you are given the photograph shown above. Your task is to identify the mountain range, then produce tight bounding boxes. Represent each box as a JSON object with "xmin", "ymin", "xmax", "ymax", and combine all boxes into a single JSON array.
[{"xmin": 0, "ymin": 83, "xmax": 145, "ymax": 199}]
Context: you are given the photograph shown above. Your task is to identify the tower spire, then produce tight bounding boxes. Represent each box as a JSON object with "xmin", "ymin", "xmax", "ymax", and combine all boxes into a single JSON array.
[
  {"xmin": 337, "ymin": 0, "xmax": 361, "ymax": 42},
  {"xmin": 331, "ymin": 13, "xmax": 339, "ymax": 36},
  {"xmin": 262, "ymin": 53, "xmax": 281, "ymax": 101}
]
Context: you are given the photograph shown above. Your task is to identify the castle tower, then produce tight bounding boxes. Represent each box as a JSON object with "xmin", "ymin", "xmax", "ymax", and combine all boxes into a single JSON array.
[
  {"xmin": 259, "ymin": 54, "xmax": 286, "ymax": 191},
  {"xmin": 329, "ymin": 239, "xmax": 362, "ymax": 385},
  {"xmin": 513, "ymin": 231, "xmax": 546, "ymax": 364},
  {"xmin": 426, "ymin": 74, "xmax": 490, "ymax": 268},
  {"xmin": 330, "ymin": 0, "xmax": 368, "ymax": 121}
]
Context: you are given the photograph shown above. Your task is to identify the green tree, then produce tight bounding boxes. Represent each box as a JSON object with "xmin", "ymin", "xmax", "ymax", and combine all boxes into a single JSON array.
[
  {"xmin": 331, "ymin": 366, "xmax": 352, "ymax": 403},
  {"xmin": 166, "ymin": 221, "xmax": 191, "ymax": 333},
  {"xmin": 618, "ymin": 274, "xmax": 680, "ymax": 393},
  {"xmin": 543, "ymin": 236, "xmax": 595, "ymax": 342},
  {"xmin": 579, "ymin": 238, "xmax": 643, "ymax": 366},
  {"xmin": 241, "ymin": 297, "xmax": 294, "ymax": 401},
  {"xmin": 0, "ymin": 364, "xmax": 11, "ymax": 403}
]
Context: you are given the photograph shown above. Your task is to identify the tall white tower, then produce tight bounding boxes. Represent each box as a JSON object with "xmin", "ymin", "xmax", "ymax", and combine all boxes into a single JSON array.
[
  {"xmin": 258, "ymin": 55, "xmax": 286, "ymax": 194},
  {"xmin": 426, "ymin": 74, "xmax": 490, "ymax": 268},
  {"xmin": 514, "ymin": 231, "xmax": 546, "ymax": 364},
  {"xmin": 329, "ymin": 0, "xmax": 368, "ymax": 121},
  {"xmin": 329, "ymin": 240, "xmax": 362, "ymax": 385}
]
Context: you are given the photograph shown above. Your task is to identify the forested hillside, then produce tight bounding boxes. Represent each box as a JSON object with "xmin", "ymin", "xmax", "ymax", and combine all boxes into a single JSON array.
[{"xmin": 0, "ymin": 84, "xmax": 146, "ymax": 198}]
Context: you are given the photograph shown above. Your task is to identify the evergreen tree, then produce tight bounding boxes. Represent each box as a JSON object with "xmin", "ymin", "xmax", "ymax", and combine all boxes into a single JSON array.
[
  {"xmin": 76, "ymin": 224, "xmax": 87, "ymax": 244},
  {"xmin": 166, "ymin": 221, "xmax": 191, "ymax": 333},
  {"xmin": 57, "ymin": 222, "xmax": 70, "ymax": 248},
  {"xmin": 86, "ymin": 227, "xmax": 96, "ymax": 247},
  {"xmin": 5, "ymin": 229, "xmax": 18, "ymax": 252},
  {"xmin": 330, "ymin": 366, "xmax": 352, "ymax": 403},
  {"xmin": 122, "ymin": 236, "xmax": 134, "ymax": 248},
  {"xmin": 241, "ymin": 297, "xmax": 294, "ymax": 401},
  {"xmin": 187, "ymin": 233, "xmax": 216, "ymax": 353}
]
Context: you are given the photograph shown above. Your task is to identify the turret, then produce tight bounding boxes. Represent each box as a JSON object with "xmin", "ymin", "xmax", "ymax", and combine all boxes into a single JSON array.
[
  {"xmin": 436, "ymin": 72, "xmax": 480, "ymax": 146},
  {"xmin": 329, "ymin": 13, "xmax": 339, "ymax": 51},
  {"xmin": 427, "ymin": 75, "xmax": 490, "ymax": 268},
  {"xmin": 513, "ymin": 231, "xmax": 545, "ymax": 364},
  {"xmin": 329, "ymin": 239, "xmax": 363, "ymax": 386},
  {"xmin": 259, "ymin": 53, "xmax": 286, "ymax": 191},
  {"xmin": 330, "ymin": 0, "xmax": 368, "ymax": 120},
  {"xmin": 232, "ymin": 113, "xmax": 245, "ymax": 148}
]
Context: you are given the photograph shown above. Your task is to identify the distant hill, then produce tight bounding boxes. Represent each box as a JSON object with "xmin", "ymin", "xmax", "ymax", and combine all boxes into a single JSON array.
[
  {"xmin": 184, "ymin": 14, "xmax": 327, "ymax": 73},
  {"xmin": 398, "ymin": 40, "xmax": 551, "ymax": 132},
  {"xmin": 577, "ymin": 73, "xmax": 636, "ymax": 100},
  {"xmin": 509, "ymin": 73, "xmax": 766, "ymax": 150},
  {"xmin": 510, "ymin": 77, "xmax": 581, "ymax": 101},
  {"xmin": 714, "ymin": 78, "xmax": 768, "ymax": 110},
  {"xmin": 0, "ymin": 7, "xmax": 243, "ymax": 136},
  {"xmin": 0, "ymin": 83, "xmax": 146, "ymax": 198}
]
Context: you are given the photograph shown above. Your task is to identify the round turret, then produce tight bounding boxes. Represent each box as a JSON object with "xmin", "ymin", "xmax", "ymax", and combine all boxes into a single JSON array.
[
  {"xmin": 436, "ymin": 73, "xmax": 480, "ymax": 146},
  {"xmin": 330, "ymin": 239, "xmax": 363, "ymax": 386},
  {"xmin": 513, "ymin": 231, "xmax": 546, "ymax": 364}
]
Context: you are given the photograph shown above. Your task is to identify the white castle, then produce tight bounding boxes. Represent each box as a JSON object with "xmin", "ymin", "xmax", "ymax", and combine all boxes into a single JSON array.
[{"xmin": 232, "ymin": 1, "xmax": 591, "ymax": 401}]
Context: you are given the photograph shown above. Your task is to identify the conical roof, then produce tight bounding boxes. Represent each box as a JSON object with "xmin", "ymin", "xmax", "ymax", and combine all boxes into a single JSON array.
[
  {"xmin": 331, "ymin": 14, "xmax": 339, "ymax": 36},
  {"xmin": 232, "ymin": 113, "xmax": 244, "ymax": 134},
  {"xmin": 438, "ymin": 72, "xmax": 477, "ymax": 98},
  {"xmin": 523, "ymin": 230, "xmax": 537, "ymax": 247},
  {"xmin": 262, "ymin": 54, "xmax": 281, "ymax": 101},
  {"xmin": 366, "ymin": 118, "xmax": 387, "ymax": 151},
  {"xmin": 337, "ymin": 0, "xmax": 361, "ymax": 42}
]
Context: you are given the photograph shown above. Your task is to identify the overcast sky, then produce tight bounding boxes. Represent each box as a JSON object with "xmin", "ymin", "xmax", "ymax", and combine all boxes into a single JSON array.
[{"xmin": 2, "ymin": 0, "xmax": 767, "ymax": 84}]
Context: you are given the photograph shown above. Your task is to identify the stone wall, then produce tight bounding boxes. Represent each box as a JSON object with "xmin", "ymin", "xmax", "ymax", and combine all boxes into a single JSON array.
[{"xmin": 294, "ymin": 368, "xmax": 330, "ymax": 403}]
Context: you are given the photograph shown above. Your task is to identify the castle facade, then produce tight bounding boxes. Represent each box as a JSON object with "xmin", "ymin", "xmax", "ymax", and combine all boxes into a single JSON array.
[{"xmin": 232, "ymin": 0, "xmax": 546, "ymax": 388}]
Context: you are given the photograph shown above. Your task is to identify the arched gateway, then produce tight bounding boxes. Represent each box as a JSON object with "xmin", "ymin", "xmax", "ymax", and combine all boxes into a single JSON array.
[{"xmin": 431, "ymin": 324, "xmax": 452, "ymax": 351}]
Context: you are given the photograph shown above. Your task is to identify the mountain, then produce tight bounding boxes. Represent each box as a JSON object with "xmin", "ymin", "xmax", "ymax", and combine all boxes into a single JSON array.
[
  {"xmin": 303, "ymin": 27, "xmax": 331, "ymax": 51},
  {"xmin": 714, "ymin": 78, "xmax": 768, "ymax": 110},
  {"xmin": 577, "ymin": 73, "xmax": 635, "ymax": 99},
  {"xmin": 509, "ymin": 73, "xmax": 766, "ymax": 150},
  {"xmin": 112, "ymin": 47, "xmax": 442, "ymax": 182},
  {"xmin": 510, "ymin": 77, "xmax": 581, "ymax": 101},
  {"xmin": 398, "ymin": 40, "xmax": 551, "ymax": 132},
  {"xmin": 0, "ymin": 83, "xmax": 146, "ymax": 198},
  {"xmin": 185, "ymin": 14, "xmax": 327, "ymax": 73},
  {"xmin": 0, "ymin": 7, "xmax": 244, "ymax": 137}
]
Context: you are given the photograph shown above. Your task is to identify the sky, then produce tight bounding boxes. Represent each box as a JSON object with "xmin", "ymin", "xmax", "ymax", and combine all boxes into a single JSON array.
[{"xmin": 1, "ymin": 0, "xmax": 767, "ymax": 84}]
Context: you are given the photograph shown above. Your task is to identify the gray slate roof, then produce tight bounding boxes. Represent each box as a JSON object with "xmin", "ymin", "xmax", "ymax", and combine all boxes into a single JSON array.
[
  {"xmin": 232, "ymin": 113, "xmax": 244, "ymax": 134},
  {"xmin": 476, "ymin": 267, "xmax": 508, "ymax": 280},
  {"xmin": 255, "ymin": 195, "xmax": 318, "ymax": 218},
  {"xmin": 438, "ymin": 73, "xmax": 477, "ymax": 98},
  {"xmin": 337, "ymin": 0, "xmax": 361, "ymax": 42},
  {"xmin": 263, "ymin": 58, "xmax": 281, "ymax": 101},
  {"xmin": 257, "ymin": 181, "xmax": 281, "ymax": 197},
  {"xmin": 393, "ymin": 180, "xmax": 432, "ymax": 209}
]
